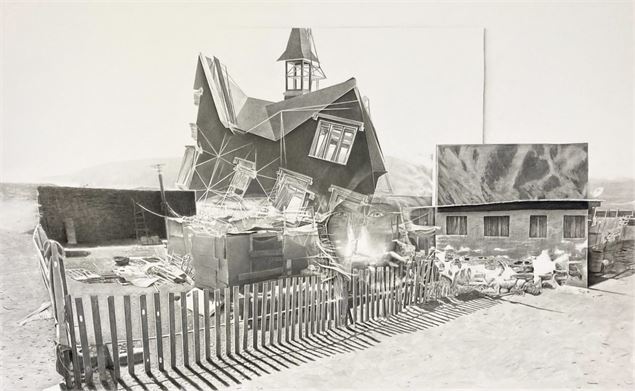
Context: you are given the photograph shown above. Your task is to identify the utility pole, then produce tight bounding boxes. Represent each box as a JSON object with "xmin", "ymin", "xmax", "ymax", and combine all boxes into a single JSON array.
[{"xmin": 153, "ymin": 164, "xmax": 168, "ymax": 216}]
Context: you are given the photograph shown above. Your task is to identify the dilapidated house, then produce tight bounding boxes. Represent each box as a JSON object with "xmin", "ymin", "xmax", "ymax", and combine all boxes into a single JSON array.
[
  {"xmin": 434, "ymin": 143, "xmax": 600, "ymax": 287},
  {"xmin": 176, "ymin": 28, "xmax": 386, "ymax": 211}
]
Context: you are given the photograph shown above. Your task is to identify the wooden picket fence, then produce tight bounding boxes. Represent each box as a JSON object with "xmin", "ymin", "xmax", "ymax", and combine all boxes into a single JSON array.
[{"xmin": 60, "ymin": 257, "xmax": 448, "ymax": 388}]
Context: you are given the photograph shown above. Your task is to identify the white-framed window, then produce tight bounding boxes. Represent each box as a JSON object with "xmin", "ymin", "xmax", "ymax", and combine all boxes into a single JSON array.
[
  {"xmin": 446, "ymin": 216, "xmax": 467, "ymax": 235},
  {"xmin": 563, "ymin": 215, "xmax": 585, "ymax": 238},
  {"xmin": 309, "ymin": 120, "xmax": 357, "ymax": 165},
  {"xmin": 484, "ymin": 216, "xmax": 510, "ymax": 237}
]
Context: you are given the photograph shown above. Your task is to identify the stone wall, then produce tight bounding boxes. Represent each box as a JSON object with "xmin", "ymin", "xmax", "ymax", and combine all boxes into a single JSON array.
[{"xmin": 38, "ymin": 186, "xmax": 196, "ymax": 244}]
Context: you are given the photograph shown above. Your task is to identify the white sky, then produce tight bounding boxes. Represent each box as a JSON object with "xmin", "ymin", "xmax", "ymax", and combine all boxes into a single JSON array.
[{"xmin": 1, "ymin": 0, "xmax": 633, "ymax": 182}]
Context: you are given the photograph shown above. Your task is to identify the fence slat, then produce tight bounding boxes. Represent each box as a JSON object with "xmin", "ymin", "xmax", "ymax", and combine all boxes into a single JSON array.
[
  {"xmin": 268, "ymin": 281, "xmax": 275, "ymax": 345},
  {"xmin": 233, "ymin": 285, "xmax": 240, "ymax": 354},
  {"xmin": 223, "ymin": 287, "xmax": 232, "ymax": 356},
  {"xmin": 304, "ymin": 277, "xmax": 311, "ymax": 336},
  {"xmin": 284, "ymin": 278, "xmax": 291, "ymax": 342},
  {"xmin": 297, "ymin": 278, "xmax": 304, "ymax": 339},
  {"xmin": 277, "ymin": 280, "xmax": 283, "ymax": 344},
  {"xmin": 123, "ymin": 295, "xmax": 134, "ymax": 376},
  {"xmin": 352, "ymin": 273, "xmax": 357, "ymax": 324},
  {"xmin": 243, "ymin": 285, "xmax": 250, "ymax": 350},
  {"xmin": 168, "ymin": 293, "xmax": 176, "ymax": 368},
  {"xmin": 140, "ymin": 295, "xmax": 151, "ymax": 373},
  {"xmin": 180, "ymin": 291, "xmax": 189, "ymax": 366},
  {"xmin": 312, "ymin": 277, "xmax": 318, "ymax": 334},
  {"xmin": 316, "ymin": 279, "xmax": 323, "ymax": 333},
  {"xmin": 261, "ymin": 282, "xmax": 268, "ymax": 347},
  {"xmin": 252, "ymin": 283, "xmax": 259, "ymax": 349},
  {"xmin": 203, "ymin": 289, "xmax": 211, "ymax": 360},
  {"xmin": 214, "ymin": 289, "xmax": 221, "ymax": 357},
  {"xmin": 75, "ymin": 298, "xmax": 93, "ymax": 385},
  {"xmin": 106, "ymin": 297, "xmax": 119, "ymax": 381},
  {"xmin": 290, "ymin": 278, "xmax": 297, "ymax": 340},
  {"xmin": 65, "ymin": 296, "xmax": 82, "ymax": 388},
  {"xmin": 89, "ymin": 296, "xmax": 107, "ymax": 381},
  {"xmin": 153, "ymin": 293, "xmax": 164, "ymax": 371},
  {"xmin": 193, "ymin": 290, "xmax": 201, "ymax": 363}
]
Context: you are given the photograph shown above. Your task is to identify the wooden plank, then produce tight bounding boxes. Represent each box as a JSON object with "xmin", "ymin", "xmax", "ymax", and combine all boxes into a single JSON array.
[
  {"xmin": 106, "ymin": 297, "xmax": 120, "ymax": 381},
  {"xmin": 214, "ymin": 289, "xmax": 221, "ymax": 357},
  {"xmin": 89, "ymin": 296, "xmax": 107, "ymax": 381},
  {"xmin": 252, "ymin": 283, "xmax": 258, "ymax": 349},
  {"xmin": 65, "ymin": 296, "xmax": 82, "ymax": 388},
  {"xmin": 243, "ymin": 285, "xmax": 250, "ymax": 351},
  {"xmin": 297, "ymin": 278, "xmax": 304, "ymax": 339},
  {"xmin": 413, "ymin": 261, "xmax": 420, "ymax": 305},
  {"xmin": 276, "ymin": 279, "xmax": 283, "ymax": 345},
  {"xmin": 233, "ymin": 285, "xmax": 240, "ymax": 354},
  {"xmin": 352, "ymin": 273, "xmax": 357, "ymax": 324},
  {"xmin": 364, "ymin": 269, "xmax": 370, "ymax": 322},
  {"xmin": 153, "ymin": 293, "xmax": 164, "ymax": 371},
  {"xmin": 325, "ymin": 282, "xmax": 331, "ymax": 330},
  {"xmin": 260, "ymin": 282, "xmax": 268, "ymax": 347},
  {"xmin": 75, "ymin": 298, "xmax": 93, "ymax": 385},
  {"xmin": 225, "ymin": 287, "xmax": 232, "ymax": 355},
  {"xmin": 284, "ymin": 278, "xmax": 291, "ymax": 342},
  {"xmin": 311, "ymin": 277, "xmax": 317, "ymax": 334},
  {"xmin": 193, "ymin": 290, "xmax": 201, "ymax": 363},
  {"xmin": 203, "ymin": 289, "xmax": 211, "ymax": 360},
  {"xmin": 316, "ymin": 281, "xmax": 322, "ymax": 333},
  {"xmin": 168, "ymin": 293, "xmax": 176, "ymax": 368},
  {"xmin": 303, "ymin": 277, "xmax": 310, "ymax": 336},
  {"xmin": 140, "ymin": 295, "xmax": 151, "ymax": 373},
  {"xmin": 290, "ymin": 278, "xmax": 297, "ymax": 340},
  {"xmin": 123, "ymin": 295, "xmax": 134, "ymax": 376},
  {"xmin": 268, "ymin": 280, "xmax": 276, "ymax": 345},
  {"xmin": 180, "ymin": 291, "xmax": 189, "ymax": 366}
]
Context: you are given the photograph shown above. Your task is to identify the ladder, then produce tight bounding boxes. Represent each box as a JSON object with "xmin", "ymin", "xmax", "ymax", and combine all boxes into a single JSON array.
[{"xmin": 133, "ymin": 202, "xmax": 150, "ymax": 241}]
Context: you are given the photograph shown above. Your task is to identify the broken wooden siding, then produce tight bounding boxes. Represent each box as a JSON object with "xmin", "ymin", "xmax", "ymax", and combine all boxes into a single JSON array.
[{"xmin": 38, "ymin": 186, "xmax": 196, "ymax": 244}]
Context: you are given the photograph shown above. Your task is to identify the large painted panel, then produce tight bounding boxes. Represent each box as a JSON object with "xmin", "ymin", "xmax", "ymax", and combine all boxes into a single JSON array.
[{"xmin": 437, "ymin": 143, "xmax": 588, "ymax": 206}]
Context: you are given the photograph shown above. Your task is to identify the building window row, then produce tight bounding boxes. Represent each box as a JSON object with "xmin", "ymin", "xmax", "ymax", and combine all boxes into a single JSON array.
[{"xmin": 445, "ymin": 215, "xmax": 586, "ymax": 239}]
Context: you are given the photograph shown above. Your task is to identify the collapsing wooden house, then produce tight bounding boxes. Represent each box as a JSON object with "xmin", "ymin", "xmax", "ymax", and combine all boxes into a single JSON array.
[
  {"xmin": 175, "ymin": 28, "xmax": 386, "ymax": 211},
  {"xmin": 434, "ymin": 143, "xmax": 600, "ymax": 288}
]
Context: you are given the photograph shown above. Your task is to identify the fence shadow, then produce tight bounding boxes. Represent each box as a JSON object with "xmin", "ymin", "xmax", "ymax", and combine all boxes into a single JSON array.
[{"xmin": 110, "ymin": 292, "xmax": 499, "ymax": 390}]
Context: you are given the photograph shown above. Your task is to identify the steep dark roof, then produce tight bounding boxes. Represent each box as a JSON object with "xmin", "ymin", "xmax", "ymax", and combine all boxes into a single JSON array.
[
  {"xmin": 277, "ymin": 28, "xmax": 319, "ymax": 62},
  {"xmin": 196, "ymin": 54, "xmax": 386, "ymax": 176}
]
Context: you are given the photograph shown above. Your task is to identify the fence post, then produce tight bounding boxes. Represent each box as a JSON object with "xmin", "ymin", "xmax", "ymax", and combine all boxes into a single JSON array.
[
  {"xmin": 153, "ymin": 293, "xmax": 164, "ymax": 371},
  {"xmin": 224, "ymin": 287, "xmax": 231, "ymax": 356},
  {"xmin": 168, "ymin": 293, "xmax": 176, "ymax": 368},
  {"xmin": 277, "ymin": 280, "xmax": 283, "ymax": 344},
  {"xmin": 192, "ymin": 290, "xmax": 201, "ymax": 363},
  {"xmin": 233, "ymin": 285, "xmax": 240, "ymax": 354},
  {"xmin": 75, "ymin": 297, "xmax": 93, "ymax": 385},
  {"xmin": 65, "ymin": 296, "xmax": 82, "ymax": 388},
  {"xmin": 106, "ymin": 296, "xmax": 120, "ymax": 381},
  {"xmin": 123, "ymin": 295, "xmax": 134, "ymax": 376},
  {"xmin": 139, "ymin": 295, "xmax": 151, "ymax": 373},
  {"xmin": 285, "ymin": 278, "xmax": 291, "ymax": 342},
  {"xmin": 268, "ymin": 281, "xmax": 276, "ymax": 345},
  {"xmin": 203, "ymin": 289, "xmax": 211, "ymax": 360},
  {"xmin": 89, "ymin": 296, "xmax": 107, "ymax": 382},
  {"xmin": 180, "ymin": 291, "xmax": 189, "ymax": 366},
  {"xmin": 290, "ymin": 278, "xmax": 297, "ymax": 340},
  {"xmin": 252, "ymin": 283, "xmax": 259, "ymax": 349},
  {"xmin": 243, "ymin": 284, "xmax": 250, "ymax": 351},
  {"xmin": 261, "ymin": 282, "xmax": 268, "ymax": 347}
]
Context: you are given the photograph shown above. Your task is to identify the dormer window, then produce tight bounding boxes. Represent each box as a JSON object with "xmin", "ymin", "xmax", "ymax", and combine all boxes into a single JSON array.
[{"xmin": 309, "ymin": 120, "xmax": 358, "ymax": 165}]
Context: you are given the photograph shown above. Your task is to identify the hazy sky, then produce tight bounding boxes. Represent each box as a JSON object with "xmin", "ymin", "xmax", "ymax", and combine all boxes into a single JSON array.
[{"xmin": 1, "ymin": 1, "xmax": 633, "ymax": 182}]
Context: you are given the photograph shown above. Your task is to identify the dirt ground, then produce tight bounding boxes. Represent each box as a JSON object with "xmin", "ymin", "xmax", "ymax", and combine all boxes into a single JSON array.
[{"xmin": 1, "ymin": 191, "xmax": 634, "ymax": 390}]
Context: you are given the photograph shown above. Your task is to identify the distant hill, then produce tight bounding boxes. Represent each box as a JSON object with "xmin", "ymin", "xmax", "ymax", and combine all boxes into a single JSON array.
[
  {"xmin": 2, "ymin": 156, "xmax": 632, "ymax": 210},
  {"xmin": 376, "ymin": 156, "xmax": 433, "ymax": 196},
  {"xmin": 45, "ymin": 157, "xmax": 182, "ymax": 190},
  {"xmin": 588, "ymin": 177, "xmax": 635, "ymax": 209}
]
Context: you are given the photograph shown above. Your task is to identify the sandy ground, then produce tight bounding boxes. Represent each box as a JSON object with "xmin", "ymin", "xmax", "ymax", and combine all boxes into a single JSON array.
[
  {"xmin": 1, "ymin": 194, "xmax": 634, "ymax": 390},
  {"xmin": 228, "ymin": 276, "xmax": 635, "ymax": 390}
]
